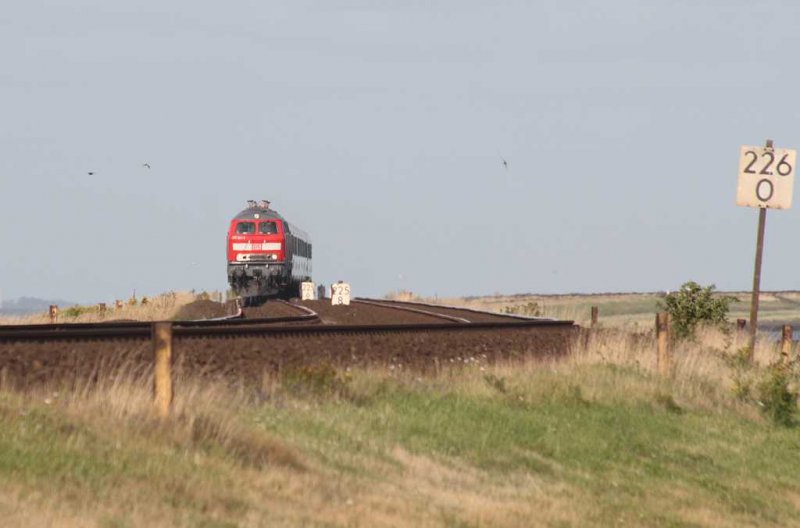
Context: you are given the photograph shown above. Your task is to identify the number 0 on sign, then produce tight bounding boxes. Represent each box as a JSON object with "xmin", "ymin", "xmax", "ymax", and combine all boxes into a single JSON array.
[{"xmin": 736, "ymin": 145, "xmax": 796, "ymax": 209}]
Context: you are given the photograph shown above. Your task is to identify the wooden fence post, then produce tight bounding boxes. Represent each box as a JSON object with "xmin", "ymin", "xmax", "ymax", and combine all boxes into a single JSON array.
[
  {"xmin": 152, "ymin": 322, "xmax": 173, "ymax": 418},
  {"xmin": 656, "ymin": 312, "xmax": 671, "ymax": 377},
  {"xmin": 590, "ymin": 306, "xmax": 599, "ymax": 328},
  {"xmin": 781, "ymin": 325, "xmax": 793, "ymax": 363}
]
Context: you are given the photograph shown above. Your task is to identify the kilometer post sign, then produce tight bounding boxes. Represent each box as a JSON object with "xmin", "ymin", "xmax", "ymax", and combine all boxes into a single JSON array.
[
  {"xmin": 736, "ymin": 140, "xmax": 796, "ymax": 361},
  {"xmin": 736, "ymin": 145, "xmax": 796, "ymax": 209}
]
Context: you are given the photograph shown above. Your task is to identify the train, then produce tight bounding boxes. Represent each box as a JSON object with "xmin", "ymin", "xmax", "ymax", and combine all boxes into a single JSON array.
[{"xmin": 226, "ymin": 200, "xmax": 312, "ymax": 300}]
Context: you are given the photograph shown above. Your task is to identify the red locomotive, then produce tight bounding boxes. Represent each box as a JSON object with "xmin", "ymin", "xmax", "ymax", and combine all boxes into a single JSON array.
[{"xmin": 226, "ymin": 200, "xmax": 312, "ymax": 300}]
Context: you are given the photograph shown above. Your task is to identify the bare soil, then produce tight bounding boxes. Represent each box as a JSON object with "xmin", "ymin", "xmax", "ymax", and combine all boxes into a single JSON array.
[
  {"xmin": 173, "ymin": 301, "xmax": 231, "ymax": 321},
  {"xmin": 242, "ymin": 302, "xmax": 308, "ymax": 319}
]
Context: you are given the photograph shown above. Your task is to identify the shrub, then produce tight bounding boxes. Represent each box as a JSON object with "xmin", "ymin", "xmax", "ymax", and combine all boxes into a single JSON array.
[
  {"xmin": 63, "ymin": 305, "xmax": 90, "ymax": 318},
  {"xmin": 725, "ymin": 347, "xmax": 756, "ymax": 402},
  {"xmin": 659, "ymin": 281, "xmax": 736, "ymax": 340},
  {"xmin": 756, "ymin": 361, "xmax": 798, "ymax": 427}
]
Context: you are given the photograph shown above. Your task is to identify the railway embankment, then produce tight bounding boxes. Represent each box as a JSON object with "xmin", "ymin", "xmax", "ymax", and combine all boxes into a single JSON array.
[{"xmin": 0, "ymin": 299, "xmax": 575, "ymax": 389}]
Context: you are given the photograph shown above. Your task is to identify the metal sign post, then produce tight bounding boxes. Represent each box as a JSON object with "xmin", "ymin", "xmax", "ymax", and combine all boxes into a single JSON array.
[
  {"xmin": 748, "ymin": 206, "xmax": 767, "ymax": 356},
  {"xmin": 736, "ymin": 139, "xmax": 796, "ymax": 359}
]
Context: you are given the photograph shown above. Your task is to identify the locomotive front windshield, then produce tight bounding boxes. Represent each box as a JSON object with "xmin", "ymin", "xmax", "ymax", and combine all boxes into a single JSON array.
[
  {"xmin": 235, "ymin": 222, "xmax": 256, "ymax": 234},
  {"xmin": 259, "ymin": 221, "xmax": 278, "ymax": 234}
]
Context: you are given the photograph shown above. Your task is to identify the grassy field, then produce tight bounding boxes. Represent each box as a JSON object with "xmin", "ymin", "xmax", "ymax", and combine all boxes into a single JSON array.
[
  {"xmin": 399, "ymin": 290, "xmax": 800, "ymax": 330},
  {"xmin": 0, "ymin": 325, "xmax": 798, "ymax": 527}
]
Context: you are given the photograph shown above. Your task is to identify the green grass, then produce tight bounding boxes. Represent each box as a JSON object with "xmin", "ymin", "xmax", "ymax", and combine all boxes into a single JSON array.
[
  {"xmin": 253, "ymin": 366, "xmax": 800, "ymax": 527},
  {"xmin": 0, "ymin": 360, "xmax": 799, "ymax": 527},
  {"xmin": 0, "ymin": 400, "xmax": 253, "ymax": 527}
]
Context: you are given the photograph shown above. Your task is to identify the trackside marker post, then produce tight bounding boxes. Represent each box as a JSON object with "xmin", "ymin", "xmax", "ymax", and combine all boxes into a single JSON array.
[
  {"xmin": 152, "ymin": 322, "xmax": 173, "ymax": 418},
  {"xmin": 736, "ymin": 139, "xmax": 796, "ymax": 360},
  {"xmin": 331, "ymin": 282, "xmax": 351, "ymax": 306},
  {"xmin": 656, "ymin": 312, "xmax": 671, "ymax": 378},
  {"xmin": 781, "ymin": 325, "xmax": 793, "ymax": 363},
  {"xmin": 300, "ymin": 282, "xmax": 316, "ymax": 300}
]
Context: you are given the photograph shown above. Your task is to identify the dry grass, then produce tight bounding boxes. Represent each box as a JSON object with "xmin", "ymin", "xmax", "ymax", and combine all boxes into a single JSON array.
[
  {"xmin": 569, "ymin": 326, "xmax": 784, "ymax": 418},
  {"xmin": 0, "ymin": 291, "xmax": 223, "ymax": 325},
  {"xmin": 57, "ymin": 370, "xmax": 304, "ymax": 470}
]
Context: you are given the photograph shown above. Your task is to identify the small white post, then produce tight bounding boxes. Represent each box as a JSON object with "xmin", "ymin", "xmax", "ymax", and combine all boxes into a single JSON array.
[
  {"xmin": 331, "ymin": 281, "xmax": 351, "ymax": 306},
  {"xmin": 300, "ymin": 281, "xmax": 316, "ymax": 300}
]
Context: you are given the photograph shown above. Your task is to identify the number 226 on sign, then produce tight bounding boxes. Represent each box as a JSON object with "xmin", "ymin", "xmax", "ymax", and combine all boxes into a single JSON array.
[{"xmin": 736, "ymin": 145, "xmax": 796, "ymax": 209}]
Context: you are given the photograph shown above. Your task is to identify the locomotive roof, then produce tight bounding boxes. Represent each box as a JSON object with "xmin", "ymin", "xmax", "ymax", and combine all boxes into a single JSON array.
[{"xmin": 232, "ymin": 206, "xmax": 286, "ymax": 221}]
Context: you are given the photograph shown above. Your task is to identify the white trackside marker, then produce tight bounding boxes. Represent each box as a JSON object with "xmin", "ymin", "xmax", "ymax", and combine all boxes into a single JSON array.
[
  {"xmin": 300, "ymin": 281, "xmax": 316, "ymax": 300},
  {"xmin": 737, "ymin": 145, "xmax": 795, "ymax": 209},
  {"xmin": 331, "ymin": 282, "xmax": 351, "ymax": 306}
]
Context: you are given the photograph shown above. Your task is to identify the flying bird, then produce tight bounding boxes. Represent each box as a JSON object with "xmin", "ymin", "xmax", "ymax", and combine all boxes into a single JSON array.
[
  {"xmin": 498, "ymin": 152, "xmax": 508, "ymax": 171},
  {"xmin": 142, "ymin": 163, "xmax": 151, "ymax": 169},
  {"xmin": 87, "ymin": 171, "xmax": 95, "ymax": 175}
]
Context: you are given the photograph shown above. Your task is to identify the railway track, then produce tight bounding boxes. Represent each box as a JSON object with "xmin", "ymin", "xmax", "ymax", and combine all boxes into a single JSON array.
[
  {"xmin": 0, "ymin": 299, "xmax": 322, "ymax": 341},
  {"xmin": 241, "ymin": 299, "xmax": 319, "ymax": 324},
  {"xmin": 350, "ymin": 299, "xmax": 470, "ymax": 324},
  {"xmin": 0, "ymin": 318, "xmax": 572, "ymax": 342},
  {"xmin": 0, "ymin": 300, "xmax": 578, "ymax": 388},
  {"xmin": 352, "ymin": 298, "xmax": 545, "ymax": 323},
  {"xmin": 0, "ymin": 299, "xmax": 571, "ymax": 343},
  {"xmin": 358, "ymin": 298, "xmax": 548, "ymax": 322}
]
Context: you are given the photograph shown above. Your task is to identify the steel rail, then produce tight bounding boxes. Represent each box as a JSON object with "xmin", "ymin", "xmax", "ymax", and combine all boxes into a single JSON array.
[
  {"xmin": 0, "ymin": 300, "xmax": 319, "ymax": 333},
  {"xmin": 238, "ymin": 299, "xmax": 320, "ymax": 325},
  {"xmin": 0, "ymin": 318, "xmax": 575, "ymax": 342},
  {"xmin": 276, "ymin": 299, "xmax": 319, "ymax": 318},
  {"xmin": 351, "ymin": 299, "xmax": 469, "ymax": 324},
  {"xmin": 358, "ymin": 297, "xmax": 552, "ymax": 321},
  {"xmin": 194, "ymin": 298, "xmax": 243, "ymax": 321}
]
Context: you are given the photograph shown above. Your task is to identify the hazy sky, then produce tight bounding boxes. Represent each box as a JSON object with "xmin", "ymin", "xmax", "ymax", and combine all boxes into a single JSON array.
[{"xmin": 3, "ymin": 1, "xmax": 800, "ymax": 303}]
